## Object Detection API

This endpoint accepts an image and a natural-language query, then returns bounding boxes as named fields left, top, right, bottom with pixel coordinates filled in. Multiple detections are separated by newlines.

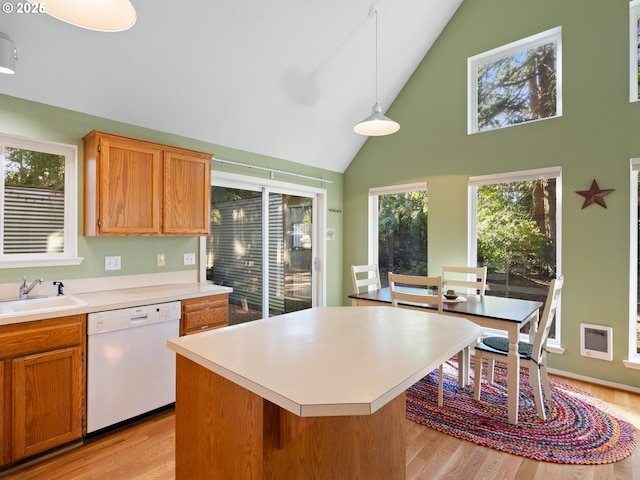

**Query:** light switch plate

left=105, top=255, right=121, bottom=271
left=184, top=252, right=196, bottom=265
left=156, top=254, right=165, bottom=267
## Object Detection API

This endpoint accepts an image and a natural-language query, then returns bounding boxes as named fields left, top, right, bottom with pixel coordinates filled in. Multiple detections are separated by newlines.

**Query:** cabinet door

left=0, top=361, right=4, bottom=465
left=99, top=136, right=162, bottom=235
left=163, top=150, right=211, bottom=235
left=12, top=346, right=84, bottom=460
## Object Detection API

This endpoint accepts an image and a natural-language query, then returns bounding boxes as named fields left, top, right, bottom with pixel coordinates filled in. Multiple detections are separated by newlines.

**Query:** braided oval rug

left=406, top=358, right=637, bottom=464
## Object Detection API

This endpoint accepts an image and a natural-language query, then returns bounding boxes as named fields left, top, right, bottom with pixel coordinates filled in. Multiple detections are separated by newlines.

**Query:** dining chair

left=441, top=265, right=488, bottom=386
left=473, top=276, right=564, bottom=421
left=441, top=265, right=488, bottom=296
left=351, top=264, right=381, bottom=294
left=388, top=272, right=446, bottom=406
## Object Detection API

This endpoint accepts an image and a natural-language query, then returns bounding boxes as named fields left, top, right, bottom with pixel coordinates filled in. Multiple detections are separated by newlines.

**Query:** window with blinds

left=0, top=134, right=80, bottom=267
left=3, top=185, right=64, bottom=254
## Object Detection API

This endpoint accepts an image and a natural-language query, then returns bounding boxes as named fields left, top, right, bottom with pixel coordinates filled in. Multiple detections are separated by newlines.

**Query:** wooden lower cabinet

left=181, top=294, right=229, bottom=335
left=0, top=315, right=85, bottom=468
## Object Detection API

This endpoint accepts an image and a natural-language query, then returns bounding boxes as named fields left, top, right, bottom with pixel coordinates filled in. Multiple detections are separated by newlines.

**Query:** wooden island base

left=175, top=356, right=407, bottom=480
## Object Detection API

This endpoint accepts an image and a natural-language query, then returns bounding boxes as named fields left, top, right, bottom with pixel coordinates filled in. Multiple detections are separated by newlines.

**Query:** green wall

left=0, top=94, right=344, bottom=306
left=345, top=0, right=640, bottom=388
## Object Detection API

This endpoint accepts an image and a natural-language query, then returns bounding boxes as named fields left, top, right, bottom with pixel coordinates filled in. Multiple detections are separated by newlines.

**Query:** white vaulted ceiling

left=0, top=0, right=462, bottom=173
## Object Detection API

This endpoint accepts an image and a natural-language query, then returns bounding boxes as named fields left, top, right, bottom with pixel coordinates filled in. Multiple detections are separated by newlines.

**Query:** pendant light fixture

left=29, top=0, right=137, bottom=32
left=0, top=32, right=17, bottom=74
left=353, top=3, right=399, bottom=136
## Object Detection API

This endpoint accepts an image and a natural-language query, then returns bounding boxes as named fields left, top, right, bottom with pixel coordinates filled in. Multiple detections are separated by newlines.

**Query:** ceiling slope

left=0, top=0, right=462, bottom=173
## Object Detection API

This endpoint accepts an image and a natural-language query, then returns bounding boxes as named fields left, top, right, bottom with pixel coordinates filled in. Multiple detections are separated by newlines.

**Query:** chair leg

left=530, top=366, right=546, bottom=421
left=487, top=359, right=495, bottom=384
left=540, top=366, right=552, bottom=401
left=438, top=364, right=444, bottom=406
left=539, top=352, right=552, bottom=401
left=458, top=347, right=470, bottom=387
left=473, top=354, right=482, bottom=401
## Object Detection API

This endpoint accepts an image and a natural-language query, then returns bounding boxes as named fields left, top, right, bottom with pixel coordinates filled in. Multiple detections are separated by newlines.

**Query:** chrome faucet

left=20, top=276, right=44, bottom=298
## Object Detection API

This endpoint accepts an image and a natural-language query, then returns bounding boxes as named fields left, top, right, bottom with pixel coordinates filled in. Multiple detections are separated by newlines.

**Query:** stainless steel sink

left=0, top=295, right=88, bottom=317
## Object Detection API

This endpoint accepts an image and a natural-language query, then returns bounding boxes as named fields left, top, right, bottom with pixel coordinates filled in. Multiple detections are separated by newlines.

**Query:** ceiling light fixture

left=0, top=32, right=17, bottom=74
left=30, top=0, right=137, bottom=32
left=353, top=3, right=399, bottom=136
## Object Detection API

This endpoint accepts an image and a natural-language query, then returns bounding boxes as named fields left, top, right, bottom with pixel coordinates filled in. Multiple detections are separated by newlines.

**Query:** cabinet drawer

left=183, top=309, right=228, bottom=334
left=181, top=294, right=229, bottom=335
left=0, top=316, right=85, bottom=359
left=182, top=295, right=228, bottom=313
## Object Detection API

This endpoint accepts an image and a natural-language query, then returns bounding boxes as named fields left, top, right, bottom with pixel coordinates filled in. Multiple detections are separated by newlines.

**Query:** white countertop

left=0, top=283, right=232, bottom=325
left=168, top=306, right=483, bottom=417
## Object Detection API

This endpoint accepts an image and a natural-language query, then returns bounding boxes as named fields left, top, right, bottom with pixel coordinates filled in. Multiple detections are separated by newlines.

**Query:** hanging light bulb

left=354, top=3, right=399, bottom=136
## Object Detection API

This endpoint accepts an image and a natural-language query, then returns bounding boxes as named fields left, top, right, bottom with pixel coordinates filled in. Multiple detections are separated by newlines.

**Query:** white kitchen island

left=167, top=306, right=483, bottom=480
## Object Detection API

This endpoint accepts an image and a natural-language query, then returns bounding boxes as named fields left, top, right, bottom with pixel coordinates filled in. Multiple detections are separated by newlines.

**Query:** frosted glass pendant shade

left=32, top=0, right=137, bottom=32
left=353, top=103, right=400, bottom=136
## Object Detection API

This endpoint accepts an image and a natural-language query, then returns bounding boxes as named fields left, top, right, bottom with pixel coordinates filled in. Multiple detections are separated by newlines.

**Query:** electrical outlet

left=105, top=255, right=121, bottom=271
left=184, top=252, right=196, bottom=265
left=156, top=253, right=165, bottom=267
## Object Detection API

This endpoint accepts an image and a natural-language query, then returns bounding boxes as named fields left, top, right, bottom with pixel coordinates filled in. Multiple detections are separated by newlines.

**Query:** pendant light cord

left=374, top=7, right=379, bottom=105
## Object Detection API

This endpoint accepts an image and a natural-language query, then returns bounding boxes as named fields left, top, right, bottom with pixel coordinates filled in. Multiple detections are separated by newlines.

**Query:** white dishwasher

left=87, top=301, right=180, bottom=434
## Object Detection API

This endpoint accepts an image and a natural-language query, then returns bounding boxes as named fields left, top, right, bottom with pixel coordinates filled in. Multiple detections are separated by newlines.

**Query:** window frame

left=467, top=26, right=563, bottom=134
left=627, top=159, right=640, bottom=368
left=0, top=133, right=83, bottom=268
left=368, top=181, right=429, bottom=278
left=630, top=0, right=640, bottom=102
left=468, top=166, right=563, bottom=350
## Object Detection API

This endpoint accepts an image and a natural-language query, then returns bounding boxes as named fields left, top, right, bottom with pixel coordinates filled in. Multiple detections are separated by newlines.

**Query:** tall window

left=369, top=183, right=428, bottom=288
left=0, top=133, right=80, bottom=268
left=468, top=27, right=562, bottom=134
left=630, top=0, right=640, bottom=102
left=469, top=167, right=561, bottom=342
left=629, top=160, right=640, bottom=363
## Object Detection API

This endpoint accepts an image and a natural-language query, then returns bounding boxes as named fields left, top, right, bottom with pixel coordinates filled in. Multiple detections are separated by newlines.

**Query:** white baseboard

left=547, top=367, right=640, bottom=395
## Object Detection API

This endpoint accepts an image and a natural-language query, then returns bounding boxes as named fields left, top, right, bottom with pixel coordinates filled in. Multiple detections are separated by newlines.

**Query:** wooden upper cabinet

left=163, top=149, right=211, bottom=235
left=84, top=130, right=211, bottom=236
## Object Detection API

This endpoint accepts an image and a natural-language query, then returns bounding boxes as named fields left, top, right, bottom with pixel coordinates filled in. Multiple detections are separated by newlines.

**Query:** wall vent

left=580, top=323, right=613, bottom=361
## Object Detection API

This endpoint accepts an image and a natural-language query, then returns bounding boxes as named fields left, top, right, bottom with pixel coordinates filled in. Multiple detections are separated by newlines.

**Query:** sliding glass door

left=268, top=192, right=314, bottom=316
left=206, top=181, right=318, bottom=324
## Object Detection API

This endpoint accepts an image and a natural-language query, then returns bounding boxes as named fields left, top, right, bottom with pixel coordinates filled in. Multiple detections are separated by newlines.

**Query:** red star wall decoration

left=576, top=179, right=615, bottom=209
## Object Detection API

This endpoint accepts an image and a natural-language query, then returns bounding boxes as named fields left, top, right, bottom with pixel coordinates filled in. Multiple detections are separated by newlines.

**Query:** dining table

left=349, top=287, right=543, bottom=424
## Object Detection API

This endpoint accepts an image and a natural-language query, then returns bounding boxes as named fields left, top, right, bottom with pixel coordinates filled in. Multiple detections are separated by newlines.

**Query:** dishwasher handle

left=130, top=314, right=149, bottom=324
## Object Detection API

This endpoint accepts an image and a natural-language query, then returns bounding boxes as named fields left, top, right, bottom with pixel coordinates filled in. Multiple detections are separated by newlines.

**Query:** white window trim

left=468, top=167, right=562, bottom=348
left=467, top=26, right=563, bottom=134
left=200, top=169, right=327, bottom=310
left=367, top=182, right=428, bottom=266
left=0, top=133, right=83, bottom=268
left=630, top=0, right=640, bottom=102
left=627, top=159, right=640, bottom=367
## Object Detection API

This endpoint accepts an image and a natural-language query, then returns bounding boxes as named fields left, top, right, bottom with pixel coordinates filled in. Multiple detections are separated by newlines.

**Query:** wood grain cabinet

left=0, top=315, right=85, bottom=467
left=83, top=130, right=211, bottom=236
left=181, top=294, right=229, bottom=335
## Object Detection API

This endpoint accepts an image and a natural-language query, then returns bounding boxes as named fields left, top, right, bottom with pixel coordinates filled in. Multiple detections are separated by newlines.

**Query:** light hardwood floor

left=2, top=376, right=639, bottom=480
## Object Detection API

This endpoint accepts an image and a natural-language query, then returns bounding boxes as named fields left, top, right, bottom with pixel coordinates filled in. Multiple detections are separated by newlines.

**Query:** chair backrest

left=351, top=264, right=381, bottom=294
left=441, top=265, right=487, bottom=296
left=531, top=276, right=564, bottom=362
left=388, top=273, right=443, bottom=313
